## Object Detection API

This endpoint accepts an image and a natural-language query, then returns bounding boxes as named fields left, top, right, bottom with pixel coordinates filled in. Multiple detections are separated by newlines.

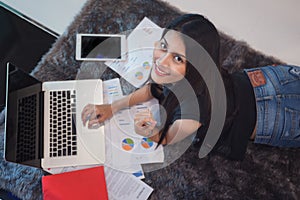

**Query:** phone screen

left=78, top=34, right=124, bottom=60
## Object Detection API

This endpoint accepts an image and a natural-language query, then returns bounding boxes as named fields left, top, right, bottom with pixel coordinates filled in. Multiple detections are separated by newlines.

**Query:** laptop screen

left=5, top=63, right=43, bottom=168
left=0, top=3, right=58, bottom=111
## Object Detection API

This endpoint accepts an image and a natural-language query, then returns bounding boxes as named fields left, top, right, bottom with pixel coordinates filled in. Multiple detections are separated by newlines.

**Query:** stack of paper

left=42, top=166, right=154, bottom=200
left=104, top=17, right=165, bottom=176
left=42, top=166, right=109, bottom=200
left=105, top=17, right=163, bottom=88
left=103, top=78, right=164, bottom=177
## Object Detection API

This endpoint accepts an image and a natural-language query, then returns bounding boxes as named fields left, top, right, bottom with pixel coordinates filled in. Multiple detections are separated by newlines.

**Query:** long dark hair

left=156, top=14, right=233, bottom=146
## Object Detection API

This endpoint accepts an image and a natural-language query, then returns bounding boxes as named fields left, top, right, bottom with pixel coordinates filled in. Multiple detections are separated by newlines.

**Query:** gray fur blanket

left=1, top=0, right=299, bottom=199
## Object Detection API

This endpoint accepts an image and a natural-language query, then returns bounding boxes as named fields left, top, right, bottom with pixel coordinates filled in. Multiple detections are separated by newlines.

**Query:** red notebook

left=42, top=166, right=108, bottom=200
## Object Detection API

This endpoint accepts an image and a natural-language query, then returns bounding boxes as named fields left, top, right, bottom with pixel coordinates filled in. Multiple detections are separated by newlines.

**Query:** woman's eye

left=160, top=42, right=167, bottom=50
left=174, top=55, right=183, bottom=63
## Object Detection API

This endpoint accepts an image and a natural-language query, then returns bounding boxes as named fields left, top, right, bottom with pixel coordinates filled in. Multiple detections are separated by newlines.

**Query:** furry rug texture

left=1, top=0, right=299, bottom=199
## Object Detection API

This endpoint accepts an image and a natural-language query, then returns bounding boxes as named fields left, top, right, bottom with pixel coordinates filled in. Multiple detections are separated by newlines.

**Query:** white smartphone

left=76, top=33, right=126, bottom=61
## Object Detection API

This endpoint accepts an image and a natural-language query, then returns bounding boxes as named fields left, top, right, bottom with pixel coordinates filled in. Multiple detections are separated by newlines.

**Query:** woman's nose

left=157, top=52, right=171, bottom=66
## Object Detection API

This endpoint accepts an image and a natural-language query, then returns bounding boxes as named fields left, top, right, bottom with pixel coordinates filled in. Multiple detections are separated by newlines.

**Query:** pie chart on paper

left=141, top=137, right=154, bottom=149
left=122, top=138, right=134, bottom=151
left=135, top=71, right=143, bottom=80
left=143, top=61, right=151, bottom=70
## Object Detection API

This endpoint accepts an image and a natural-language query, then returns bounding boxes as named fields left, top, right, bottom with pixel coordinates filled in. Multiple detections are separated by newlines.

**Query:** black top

left=150, top=70, right=256, bottom=160
left=213, top=71, right=257, bottom=160
left=150, top=82, right=210, bottom=125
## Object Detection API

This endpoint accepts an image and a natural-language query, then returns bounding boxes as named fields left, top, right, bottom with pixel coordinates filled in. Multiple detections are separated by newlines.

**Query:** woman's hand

left=81, top=104, right=113, bottom=128
left=134, top=110, right=157, bottom=137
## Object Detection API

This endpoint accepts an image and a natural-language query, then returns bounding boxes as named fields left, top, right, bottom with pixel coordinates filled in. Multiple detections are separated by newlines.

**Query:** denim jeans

left=244, top=65, right=300, bottom=147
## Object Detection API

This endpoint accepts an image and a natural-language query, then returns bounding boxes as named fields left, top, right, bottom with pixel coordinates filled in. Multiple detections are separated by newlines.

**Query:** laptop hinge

left=39, top=90, right=44, bottom=160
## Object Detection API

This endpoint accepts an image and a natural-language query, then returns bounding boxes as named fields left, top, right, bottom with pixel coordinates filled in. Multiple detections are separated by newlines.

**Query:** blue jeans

left=244, top=65, right=300, bottom=147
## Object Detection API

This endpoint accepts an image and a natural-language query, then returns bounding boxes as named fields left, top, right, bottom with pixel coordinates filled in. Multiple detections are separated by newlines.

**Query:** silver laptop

left=4, top=62, right=105, bottom=169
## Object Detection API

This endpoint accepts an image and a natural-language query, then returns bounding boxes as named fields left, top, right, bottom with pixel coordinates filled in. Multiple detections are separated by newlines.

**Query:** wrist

left=110, top=102, right=118, bottom=113
left=148, top=127, right=160, bottom=141
left=111, top=100, right=124, bottom=113
left=147, top=129, right=154, bottom=137
left=111, top=95, right=131, bottom=113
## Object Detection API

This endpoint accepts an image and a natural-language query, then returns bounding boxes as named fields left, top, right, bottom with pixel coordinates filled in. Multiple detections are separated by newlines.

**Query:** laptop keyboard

left=49, top=90, right=77, bottom=157
left=17, top=94, right=37, bottom=162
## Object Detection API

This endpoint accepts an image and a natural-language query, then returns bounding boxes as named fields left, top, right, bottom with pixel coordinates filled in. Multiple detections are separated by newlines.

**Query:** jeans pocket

left=281, top=107, right=300, bottom=141
left=272, top=65, right=300, bottom=85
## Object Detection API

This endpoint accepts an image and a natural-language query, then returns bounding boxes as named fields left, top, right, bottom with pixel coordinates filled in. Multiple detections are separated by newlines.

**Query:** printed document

left=103, top=78, right=164, bottom=173
left=105, top=17, right=163, bottom=87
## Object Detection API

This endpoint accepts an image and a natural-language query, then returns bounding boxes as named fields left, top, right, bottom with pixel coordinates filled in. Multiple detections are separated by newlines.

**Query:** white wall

left=1, top=0, right=86, bottom=34
left=2, top=0, right=300, bottom=65
left=164, top=0, right=300, bottom=66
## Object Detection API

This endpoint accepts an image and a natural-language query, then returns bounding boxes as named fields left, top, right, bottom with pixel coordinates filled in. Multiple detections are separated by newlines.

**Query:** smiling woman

left=81, top=13, right=300, bottom=162
left=1, top=0, right=300, bottom=199
left=151, top=31, right=187, bottom=84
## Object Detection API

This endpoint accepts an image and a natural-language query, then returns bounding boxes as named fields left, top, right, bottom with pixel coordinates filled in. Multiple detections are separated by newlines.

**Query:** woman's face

left=151, top=30, right=187, bottom=84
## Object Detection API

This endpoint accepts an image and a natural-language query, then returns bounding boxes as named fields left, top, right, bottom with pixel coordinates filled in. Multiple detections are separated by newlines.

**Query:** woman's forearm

left=149, top=120, right=201, bottom=145
left=111, top=84, right=153, bottom=112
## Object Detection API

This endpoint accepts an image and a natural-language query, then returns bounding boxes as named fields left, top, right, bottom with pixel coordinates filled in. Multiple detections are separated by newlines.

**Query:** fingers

left=81, top=104, right=112, bottom=128
left=135, top=109, right=154, bottom=125
left=81, top=104, right=94, bottom=126
left=134, top=117, right=156, bottom=128
left=87, top=113, right=108, bottom=128
left=134, top=109, right=157, bottom=137
left=87, top=118, right=103, bottom=129
left=81, top=104, right=155, bottom=135
left=134, top=119, right=157, bottom=137
left=135, top=108, right=153, bottom=119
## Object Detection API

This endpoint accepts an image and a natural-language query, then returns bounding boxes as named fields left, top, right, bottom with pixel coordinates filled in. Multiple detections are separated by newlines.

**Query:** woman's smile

left=153, top=62, right=170, bottom=76
left=150, top=30, right=187, bottom=84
